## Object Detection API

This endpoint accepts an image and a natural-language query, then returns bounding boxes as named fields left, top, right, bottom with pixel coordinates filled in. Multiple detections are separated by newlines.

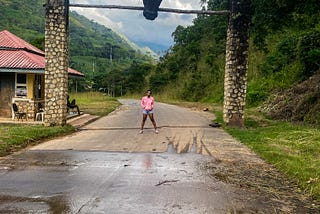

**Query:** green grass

left=69, top=92, right=120, bottom=116
left=0, top=92, right=120, bottom=157
left=213, top=108, right=320, bottom=201
left=0, top=124, right=75, bottom=156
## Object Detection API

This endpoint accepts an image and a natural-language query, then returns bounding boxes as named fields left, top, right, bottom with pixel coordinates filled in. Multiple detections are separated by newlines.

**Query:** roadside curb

left=67, top=114, right=100, bottom=129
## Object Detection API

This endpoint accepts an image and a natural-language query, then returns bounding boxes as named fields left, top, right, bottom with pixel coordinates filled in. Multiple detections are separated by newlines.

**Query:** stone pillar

left=44, top=0, right=69, bottom=126
left=223, top=0, right=250, bottom=127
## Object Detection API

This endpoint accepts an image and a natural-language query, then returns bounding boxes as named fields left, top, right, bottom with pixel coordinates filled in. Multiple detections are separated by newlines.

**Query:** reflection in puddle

left=144, top=154, right=152, bottom=169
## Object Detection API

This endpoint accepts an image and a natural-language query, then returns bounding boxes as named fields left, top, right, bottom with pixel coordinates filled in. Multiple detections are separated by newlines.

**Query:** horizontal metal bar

left=69, top=4, right=230, bottom=15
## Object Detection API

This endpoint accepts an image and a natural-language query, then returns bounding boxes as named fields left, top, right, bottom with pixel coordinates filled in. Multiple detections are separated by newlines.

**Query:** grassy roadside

left=213, top=107, right=320, bottom=202
left=167, top=100, right=319, bottom=202
left=0, top=125, right=75, bottom=157
left=0, top=92, right=120, bottom=157
left=69, top=92, right=120, bottom=116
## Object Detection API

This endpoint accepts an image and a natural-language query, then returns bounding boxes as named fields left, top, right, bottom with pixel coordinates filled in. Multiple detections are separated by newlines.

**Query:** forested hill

left=0, top=0, right=155, bottom=94
left=150, top=0, right=320, bottom=126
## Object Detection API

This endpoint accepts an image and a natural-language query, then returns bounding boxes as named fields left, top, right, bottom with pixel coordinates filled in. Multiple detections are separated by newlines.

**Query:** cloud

left=70, top=0, right=201, bottom=51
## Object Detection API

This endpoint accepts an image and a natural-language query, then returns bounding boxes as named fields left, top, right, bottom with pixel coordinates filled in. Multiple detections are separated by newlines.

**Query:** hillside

left=0, top=0, right=155, bottom=94
left=260, top=72, right=320, bottom=126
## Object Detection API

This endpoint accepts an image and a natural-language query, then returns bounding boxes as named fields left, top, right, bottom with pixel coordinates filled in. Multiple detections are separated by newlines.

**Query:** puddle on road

left=0, top=195, right=70, bottom=213
left=166, top=143, right=176, bottom=154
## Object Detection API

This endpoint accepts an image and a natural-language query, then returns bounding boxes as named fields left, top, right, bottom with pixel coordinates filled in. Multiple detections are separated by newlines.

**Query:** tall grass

left=213, top=108, right=320, bottom=202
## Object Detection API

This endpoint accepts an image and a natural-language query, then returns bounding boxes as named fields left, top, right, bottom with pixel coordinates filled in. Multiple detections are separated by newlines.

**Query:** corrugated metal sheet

left=0, top=50, right=45, bottom=69
left=0, top=30, right=44, bottom=54
left=0, top=30, right=84, bottom=77
left=68, top=67, right=85, bottom=77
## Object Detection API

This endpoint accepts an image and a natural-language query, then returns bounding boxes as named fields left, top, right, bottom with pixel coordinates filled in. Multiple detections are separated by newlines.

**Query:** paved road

left=0, top=100, right=316, bottom=213
left=30, top=99, right=219, bottom=154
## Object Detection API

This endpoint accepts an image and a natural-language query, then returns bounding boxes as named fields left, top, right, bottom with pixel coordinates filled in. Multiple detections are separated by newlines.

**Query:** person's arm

left=150, top=97, right=154, bottom=110
left=141, top=97, right=146, bottom=109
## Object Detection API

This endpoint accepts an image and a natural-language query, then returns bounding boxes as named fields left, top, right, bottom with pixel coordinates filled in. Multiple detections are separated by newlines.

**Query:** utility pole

left=110, top=45, right=113, bottom=63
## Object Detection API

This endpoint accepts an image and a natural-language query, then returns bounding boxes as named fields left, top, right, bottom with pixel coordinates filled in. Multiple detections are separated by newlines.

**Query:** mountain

left=0, top=0, right=157, bottom=93
left=134, top=41, right=169, bottom=56
left=0, top=0, right=155, bottom=70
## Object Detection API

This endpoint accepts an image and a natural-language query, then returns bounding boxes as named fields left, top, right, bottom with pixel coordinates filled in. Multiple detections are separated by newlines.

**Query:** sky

left=69, top=0, right=203, bottom=53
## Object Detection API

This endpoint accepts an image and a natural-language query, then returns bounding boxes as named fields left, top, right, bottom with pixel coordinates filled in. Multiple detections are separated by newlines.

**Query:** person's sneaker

left=155, top=129, right=159, bottom=134
left=139, top=130, right=143, bottom=134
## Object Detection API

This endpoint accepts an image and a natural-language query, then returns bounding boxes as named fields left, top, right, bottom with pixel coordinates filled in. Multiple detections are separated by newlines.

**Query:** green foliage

left=153, top=0, right=228, bottom=102
left=297, top=30, right=320, bottom=76
left=124, top=62, right=154, bottom=94
left=154, top=0, right=320, bottom=119
left=247, top=0, right=320, bottom=106
left=0, top=0, right=45, bottom=42
left=149, top=72, right=169, bottom=93
left=262, top=36, right=298, bottom=76
left=251, top=0, right=320, bottom=48
left=246, top=89, right=269, bottom=107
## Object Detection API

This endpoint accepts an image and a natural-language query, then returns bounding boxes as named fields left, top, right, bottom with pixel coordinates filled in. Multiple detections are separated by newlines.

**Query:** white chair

left=35, top=111, right=44, bottom=122
left=35, top=102, right=44, bottom=122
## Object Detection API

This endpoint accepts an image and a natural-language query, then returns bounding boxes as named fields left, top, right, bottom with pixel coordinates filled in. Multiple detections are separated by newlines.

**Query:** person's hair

left=146, top=89, right=152, bottom=94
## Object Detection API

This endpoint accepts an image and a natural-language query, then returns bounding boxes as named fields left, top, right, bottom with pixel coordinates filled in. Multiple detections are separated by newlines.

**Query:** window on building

left=15, top=73, right=27, bottom=97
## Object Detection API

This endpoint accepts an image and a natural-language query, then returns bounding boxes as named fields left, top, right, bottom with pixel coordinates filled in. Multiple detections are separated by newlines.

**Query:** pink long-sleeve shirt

left=141, top=96, right=154, bottom=110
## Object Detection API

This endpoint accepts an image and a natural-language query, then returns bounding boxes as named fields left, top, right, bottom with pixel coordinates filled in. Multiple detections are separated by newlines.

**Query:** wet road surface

left=0, top=150, right=236, bottom=213
left=0, top=100, right=317, bottom=213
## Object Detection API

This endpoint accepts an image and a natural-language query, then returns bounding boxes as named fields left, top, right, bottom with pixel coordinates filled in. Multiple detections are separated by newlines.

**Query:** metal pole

left=69, top=4, right=230, bottom=16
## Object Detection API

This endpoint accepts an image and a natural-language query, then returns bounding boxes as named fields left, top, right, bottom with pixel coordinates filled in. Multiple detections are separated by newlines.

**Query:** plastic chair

left=35, top=103, right=44, bottom=122
left=12, top=103, right=27, bottom=121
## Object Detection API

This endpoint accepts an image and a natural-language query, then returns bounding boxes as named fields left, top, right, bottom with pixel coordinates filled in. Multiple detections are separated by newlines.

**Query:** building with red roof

left=0, top=30, right=84, bottom=119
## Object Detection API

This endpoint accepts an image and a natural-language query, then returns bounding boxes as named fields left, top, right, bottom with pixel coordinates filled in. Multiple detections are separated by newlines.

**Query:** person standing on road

left=140, top=89, right=158, bottom=134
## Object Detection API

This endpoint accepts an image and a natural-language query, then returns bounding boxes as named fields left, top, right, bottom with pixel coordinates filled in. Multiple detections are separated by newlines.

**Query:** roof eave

left=0, top=68, right=44, bottom=74
left=0, top=68, right=85, bottom=78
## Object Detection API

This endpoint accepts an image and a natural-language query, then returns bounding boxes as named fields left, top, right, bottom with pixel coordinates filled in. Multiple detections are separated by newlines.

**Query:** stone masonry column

left=223, top=0, right=251, bottom=127
left=44, top=0, right=69, bottom=126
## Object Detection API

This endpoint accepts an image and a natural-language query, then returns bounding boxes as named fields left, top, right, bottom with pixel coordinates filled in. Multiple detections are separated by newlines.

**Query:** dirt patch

left=260, top=72, right=320, bottom=126
left=0, top=194, right=70, bottom=213
left=201, top=157, right=319, bottom=213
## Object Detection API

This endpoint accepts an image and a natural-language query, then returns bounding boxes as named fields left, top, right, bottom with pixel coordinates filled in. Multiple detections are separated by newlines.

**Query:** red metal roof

left=0, top=49, right=45, bottom=69
left=0, top=30, right=44, bottom=54
left=67, top=67, right=86, bottom=77
left=0, top=30, right=84, bottom=77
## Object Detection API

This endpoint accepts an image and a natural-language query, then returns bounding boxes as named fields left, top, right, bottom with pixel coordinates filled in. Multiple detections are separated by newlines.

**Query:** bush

left=298, top=30, right=320, bottom=77
left=247, top=89, right=269, bottom=106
